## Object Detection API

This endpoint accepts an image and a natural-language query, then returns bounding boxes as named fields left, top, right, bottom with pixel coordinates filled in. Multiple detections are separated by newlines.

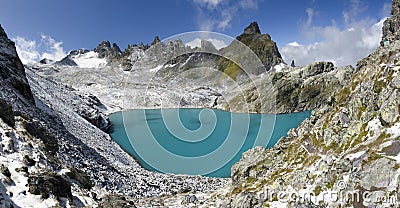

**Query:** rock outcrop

left=235, top=21, right=284, bottom=70
left=382, top=0, right=400, bottom=44
left=0, top=24, right=228, bottom=207
left=224, top=61, right=355, bottom=113
left=0, top=24, right=34, bottom=103
left=220, top=1, right=400, bottom=207
left=94, top=40, right=122, bottom=60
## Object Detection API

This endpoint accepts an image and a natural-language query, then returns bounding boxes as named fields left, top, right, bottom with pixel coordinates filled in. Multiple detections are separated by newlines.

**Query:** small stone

left=0, top=164, right=11, bottom=178
left=23, top=155, right=36, bottom=166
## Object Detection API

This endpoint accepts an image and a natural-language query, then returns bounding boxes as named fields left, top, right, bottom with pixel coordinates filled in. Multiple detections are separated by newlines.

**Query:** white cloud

left=185, top=38, right=227, bottom=50
left=193, top=0, right=261, bottom=31
left=193, top=0, right=224, bottom=9
left=239, top=0, right=261, bottom=10
left=281, top=18, right=386, bottom=67
left=287, top=41, right=301, bottom=47
left=342, top=0, right=368, bottom=24
left=12, top=36, right=40, bottom=64
left=40, top=35, right=67, bottom=61
left=281, top=2, right=391, bottom=67
left=217, top=9, right=234, bottom=30
left=12, top=35, right=66, bottom=64
left=306, top=8, right=315, bottom=26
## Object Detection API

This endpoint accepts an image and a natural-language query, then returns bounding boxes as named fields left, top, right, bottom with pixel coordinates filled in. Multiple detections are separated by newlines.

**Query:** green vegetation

left=358, top=105, right=367, bottom=119
left=337, top=86, right=351, bottom=104
left=313, top=185, right=322, bottom=196
left=374, top=79, right=387, bottom=94
left=222, top=60, right=242, bottom=80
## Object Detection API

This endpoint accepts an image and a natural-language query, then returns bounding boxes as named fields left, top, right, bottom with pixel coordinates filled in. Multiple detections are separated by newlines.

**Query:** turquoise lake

left=109, top=108, right=311, bottom=177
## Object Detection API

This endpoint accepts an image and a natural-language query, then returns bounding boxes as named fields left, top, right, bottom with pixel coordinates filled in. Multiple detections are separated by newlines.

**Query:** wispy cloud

left=281, top=2, right=389, bottom=67
left=306, top=8, right=315, bottom=27
left=193, top=0, right=262, bottom=31
left=342, top=0, right=368, bottom=24
left=40, top=35, right=67, bottom=61
left=239, top=0, right=260, bottom=10
left=12, top=35, right=67, bottom=64
left=12, top=37, right=40, bottom=64
left=381, top=1, right=392, bottom=17
left=193, top=0, right=224, bottom=9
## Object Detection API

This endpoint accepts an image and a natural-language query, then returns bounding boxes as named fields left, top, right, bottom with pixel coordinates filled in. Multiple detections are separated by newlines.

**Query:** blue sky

left=0, top=0, right=392, bottom=66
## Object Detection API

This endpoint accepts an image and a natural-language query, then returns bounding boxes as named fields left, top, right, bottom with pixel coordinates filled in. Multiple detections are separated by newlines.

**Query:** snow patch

left=71, top=51, right=107, bottom=68
left=367, top=118, right=382, bottom=132
left=149, top=65, right=163, bottom=72
left=273, top=63, right=287, bottom=72
left=345, top=150, right=366, bottom=160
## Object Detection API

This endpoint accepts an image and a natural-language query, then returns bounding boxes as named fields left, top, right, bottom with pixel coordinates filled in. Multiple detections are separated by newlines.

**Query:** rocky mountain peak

left=243, top=21, right=261, bottom=35
left=112, top=43, right=121, bottom=54
left=382, top=0, right=400, bottom=43
left=151, top=36, right=161, bottom=46
left=0, top=24, right=34, bottom=103
left=392, top=0, right=400, bottom=15
left=94, top=40, right=122, bottom=59
left=200, top=39, right=218, bottom=52
left=0, top=25, right=6, bottom=37
left=234, top=21, right=284, bottom=70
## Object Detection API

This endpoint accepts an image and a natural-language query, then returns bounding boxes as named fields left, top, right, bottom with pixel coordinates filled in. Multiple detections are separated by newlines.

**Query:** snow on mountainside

left=0, top=24, right=228, bottom=207
left=70, top=50, right=107, bottom=68
left=54, top=49, right=107, bottom=68
left=1, top=0, right=398, bottom=205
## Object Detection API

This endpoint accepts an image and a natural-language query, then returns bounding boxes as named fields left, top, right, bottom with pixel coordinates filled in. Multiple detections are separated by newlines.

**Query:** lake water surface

left=109, top=108, right=311, bottom=177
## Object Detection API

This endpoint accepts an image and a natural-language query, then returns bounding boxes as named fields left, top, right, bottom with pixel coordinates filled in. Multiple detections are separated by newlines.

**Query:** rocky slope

left=1, top=2, right=398, bottom=207
left=125, top=1, right=399, bottom=207
left=0, top=24, right=228, bottom=207
left=211, top=1, right=400, bottom=207
left=224, top=62, right=356, bottom=113
left=220, top=21, right=283, bottom=75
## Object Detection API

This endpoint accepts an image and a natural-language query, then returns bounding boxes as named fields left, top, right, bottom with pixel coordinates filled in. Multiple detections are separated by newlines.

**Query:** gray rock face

left=382, top=0, right=400, bottom=43
left=243, top=21, right=261, bottom=35
left=27, top=69, right=112, bottom=131
left=392, top=0, right=400, bottom=15
left=151, top=36, right=161, bottom=46
left=0, top=24, right=35, bottom=103
left=221, top=3, right=400, bottom=207
left=233, top=21, right=284, bottom=71
left=0, top=99, right=14, bottom=127
left=98, top=195, right=136, bottom=208
left=28, top=172, right=72, bottom=199
left=226, top=62, right=355, bottom=113
left=57, top=55, right=77, bottom=66
left=302, top=61, right=334, bottom=77
left=39, top=58, right=54, bottom=64
left=94, top=40, right=122, bottom=60
left=0, top=24, right=228, bottom=207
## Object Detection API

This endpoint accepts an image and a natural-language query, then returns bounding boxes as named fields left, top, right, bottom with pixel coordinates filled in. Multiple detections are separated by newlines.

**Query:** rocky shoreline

left=0, top=1, right=398, bottom=207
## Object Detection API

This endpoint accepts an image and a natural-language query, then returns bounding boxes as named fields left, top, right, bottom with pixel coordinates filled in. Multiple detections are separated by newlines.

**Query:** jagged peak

left=392, top=0, right=400, bottom=15
left=382, top=0, right=400, bottom=43
left=0, top=24, right=7, bottom=38
left=243, top=21, right=261, bottom=35
left=111, top=43, right=122, bottom=54
left=151, top=36, right=161, bottom=46
left=95, top=41, right=111, bottom=51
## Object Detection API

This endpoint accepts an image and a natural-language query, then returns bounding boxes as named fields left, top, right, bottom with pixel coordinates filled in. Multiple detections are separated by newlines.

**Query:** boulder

left=28, top=172, right=72, bottom=199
